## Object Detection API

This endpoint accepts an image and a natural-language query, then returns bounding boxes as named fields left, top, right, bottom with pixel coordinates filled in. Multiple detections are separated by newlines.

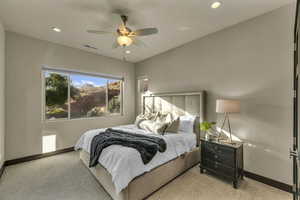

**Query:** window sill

left=43, top=113, right=123, bottom=123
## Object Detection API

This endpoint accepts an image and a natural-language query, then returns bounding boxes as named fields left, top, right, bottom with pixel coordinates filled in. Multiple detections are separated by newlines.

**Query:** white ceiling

left=0, top=0, right=295, bottom=63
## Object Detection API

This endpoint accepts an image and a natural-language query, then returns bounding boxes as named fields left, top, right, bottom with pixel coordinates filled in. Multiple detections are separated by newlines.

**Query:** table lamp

left=216, top=99, right=240, bottom=143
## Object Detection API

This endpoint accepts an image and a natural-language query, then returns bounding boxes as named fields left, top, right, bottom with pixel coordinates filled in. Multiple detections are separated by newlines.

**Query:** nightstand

left=200, top=138, right=244, bottom=188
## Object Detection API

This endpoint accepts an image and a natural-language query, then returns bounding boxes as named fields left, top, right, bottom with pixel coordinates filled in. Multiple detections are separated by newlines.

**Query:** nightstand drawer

left=204, top=149, right=235, bottom=167
left=203, top=143, right=234, bottom=165
left=203, top=159, right=235, bottom=177
left=204, top=142, right=234, bottom=156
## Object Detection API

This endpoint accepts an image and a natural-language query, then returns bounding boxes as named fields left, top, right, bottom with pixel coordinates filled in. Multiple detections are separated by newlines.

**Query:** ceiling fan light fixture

left=117, top=36, right=133, bottom=47
left=52, top=27, right=61, bottom=32
left=211, top=1, right=222, bottom=9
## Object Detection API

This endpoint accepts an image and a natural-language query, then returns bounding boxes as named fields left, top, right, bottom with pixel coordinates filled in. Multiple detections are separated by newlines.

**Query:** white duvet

left=74, top=124, right=196, bottom=193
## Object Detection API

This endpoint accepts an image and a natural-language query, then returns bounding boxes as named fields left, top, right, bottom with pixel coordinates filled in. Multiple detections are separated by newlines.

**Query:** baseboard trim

left=4, top=147, right=75, bottom=166
left=244, top=171, right=292, bottom=193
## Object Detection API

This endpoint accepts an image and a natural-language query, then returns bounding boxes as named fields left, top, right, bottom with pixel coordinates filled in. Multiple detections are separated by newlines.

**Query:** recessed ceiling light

left=211, top=1, right=222, bottom=9
left=125, top=50, right=131, bottom=54
left=52, top=27, right=61, bottom=32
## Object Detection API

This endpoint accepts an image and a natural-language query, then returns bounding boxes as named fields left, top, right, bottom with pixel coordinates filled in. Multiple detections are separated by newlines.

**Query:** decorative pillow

left=135, top=114, right=145, bottom=128
left=135, top=112, right=160, bottom=128
left=178, top=115, right=196, bottom=133
left=144, top=112, right=159, bottom=120
left=150, top=112, right=160, bottom=121
left=164, top=117, right=180, bottom=134
left=156, top=112, right=173, bottom=123
left=139, top=120, right=168, bottom=134
left=135, top=116, right=146, bottom=129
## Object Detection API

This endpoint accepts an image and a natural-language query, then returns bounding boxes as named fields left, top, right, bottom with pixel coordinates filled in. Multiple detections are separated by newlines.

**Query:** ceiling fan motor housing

left=117, top=26, right=132, bottom=36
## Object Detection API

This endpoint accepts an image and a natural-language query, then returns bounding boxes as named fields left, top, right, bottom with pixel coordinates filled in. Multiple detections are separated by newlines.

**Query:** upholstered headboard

left=142, top=91, right=206, bottom=143
left=143, top=91, right=206, bottom=120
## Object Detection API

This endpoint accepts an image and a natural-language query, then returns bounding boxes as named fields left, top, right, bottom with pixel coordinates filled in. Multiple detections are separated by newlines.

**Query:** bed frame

left=79, top=91, right=206, bottom=200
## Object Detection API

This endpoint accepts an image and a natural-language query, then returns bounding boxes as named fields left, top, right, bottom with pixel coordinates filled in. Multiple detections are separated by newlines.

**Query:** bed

left=75, top=91, right=206, bottom=200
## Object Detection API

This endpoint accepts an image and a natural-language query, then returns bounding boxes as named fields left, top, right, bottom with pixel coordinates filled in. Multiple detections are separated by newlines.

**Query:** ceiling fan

left=87, top=15, right=158, bottom=48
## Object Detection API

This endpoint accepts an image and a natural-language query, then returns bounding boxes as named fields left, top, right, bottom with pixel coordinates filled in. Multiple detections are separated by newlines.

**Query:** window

left=43, top=68, right=123, bottom=121
left=45, top=72, right=69, bottom=120
left=108, top=79, right=121, bottom=114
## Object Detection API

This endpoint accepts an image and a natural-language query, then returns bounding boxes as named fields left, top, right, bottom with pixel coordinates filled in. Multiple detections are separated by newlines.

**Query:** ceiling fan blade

left=133, top=28, right=158, bottom=36
left=132, top=38, right=147, bottom=47
left=112, top=41, right=120, bottom=49
left=87, top=30, right=112, bottom=34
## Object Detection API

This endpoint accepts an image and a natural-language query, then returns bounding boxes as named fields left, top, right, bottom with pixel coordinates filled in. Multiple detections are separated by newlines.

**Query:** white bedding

left=74, top=124, right=196, bottom=193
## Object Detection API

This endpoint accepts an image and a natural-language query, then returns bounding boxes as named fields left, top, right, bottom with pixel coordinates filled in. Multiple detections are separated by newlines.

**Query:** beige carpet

left=147, top=167, right=291, bottom=200
left=0, top=152, right=291, bottom=200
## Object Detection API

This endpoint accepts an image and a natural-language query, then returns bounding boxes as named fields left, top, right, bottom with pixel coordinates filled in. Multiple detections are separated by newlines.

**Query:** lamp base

left=218, top=113, right=235, bottom=144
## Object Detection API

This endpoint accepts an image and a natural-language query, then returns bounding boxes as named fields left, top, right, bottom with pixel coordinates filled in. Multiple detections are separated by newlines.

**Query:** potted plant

left=200, top=121, right=217, bottom=141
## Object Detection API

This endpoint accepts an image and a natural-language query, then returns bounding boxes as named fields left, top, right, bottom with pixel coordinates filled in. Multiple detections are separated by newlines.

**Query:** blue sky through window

left=45, top=71, right=119, bottom=88
left=71, top=74, right=107, bottom=88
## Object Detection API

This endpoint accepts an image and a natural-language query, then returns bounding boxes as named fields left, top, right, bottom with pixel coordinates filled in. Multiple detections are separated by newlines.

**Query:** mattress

left=74, top=124, right=197, bottom=193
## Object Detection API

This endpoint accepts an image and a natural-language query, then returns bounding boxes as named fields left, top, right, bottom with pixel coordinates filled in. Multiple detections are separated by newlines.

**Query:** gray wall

left=136, top=4, right=294, bottom=184
left=0, top=20, right=5, bottom=168
left=5, top=32, right=136, bottom=160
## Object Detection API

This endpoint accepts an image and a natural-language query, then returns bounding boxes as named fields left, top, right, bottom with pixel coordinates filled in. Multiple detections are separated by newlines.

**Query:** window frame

left=41, top=66, right=124, bottom=122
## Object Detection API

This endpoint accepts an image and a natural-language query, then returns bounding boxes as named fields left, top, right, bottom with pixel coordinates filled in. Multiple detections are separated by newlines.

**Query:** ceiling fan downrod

left=121, top=15, right=128, bottom=26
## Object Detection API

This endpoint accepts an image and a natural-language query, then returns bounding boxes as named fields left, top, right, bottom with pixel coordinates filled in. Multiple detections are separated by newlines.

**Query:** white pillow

left=178, top=115, right=196, bottom=133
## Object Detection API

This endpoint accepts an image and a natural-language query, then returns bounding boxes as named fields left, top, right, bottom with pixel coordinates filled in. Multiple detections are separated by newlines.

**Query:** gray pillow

left=164, top=118, right=180, bottom=134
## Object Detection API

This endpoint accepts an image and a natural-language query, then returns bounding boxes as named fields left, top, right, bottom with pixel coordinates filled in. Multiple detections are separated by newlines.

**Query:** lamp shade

left=216, top=99, right=240, bottom=113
